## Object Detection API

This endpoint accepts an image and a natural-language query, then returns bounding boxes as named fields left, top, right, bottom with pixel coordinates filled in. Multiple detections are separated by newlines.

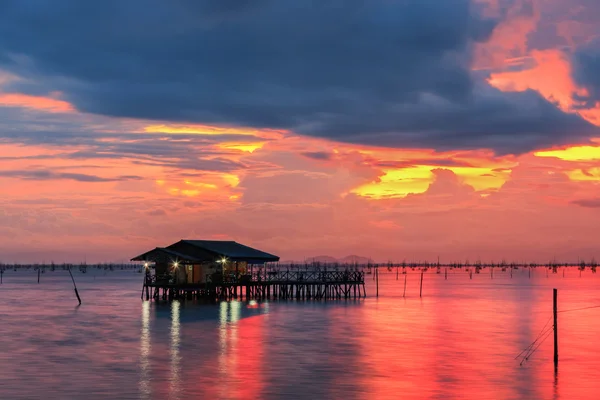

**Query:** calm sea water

left=1, top=267, right=600, bottom=399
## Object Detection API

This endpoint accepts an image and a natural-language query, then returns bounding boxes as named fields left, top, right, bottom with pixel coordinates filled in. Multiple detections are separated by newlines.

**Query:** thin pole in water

left=419, top=271, right=424, bottom=298
left=376, top=267, right=379, bottom=297
left=445, top=268, right=447, bottom=280
left=38, top=268, right=41, bottom=284
left=68, top=267, right=82, bottom=305
left=553, top=288, right=558, bottom=367
left=403, top=273, right=407, bottom=297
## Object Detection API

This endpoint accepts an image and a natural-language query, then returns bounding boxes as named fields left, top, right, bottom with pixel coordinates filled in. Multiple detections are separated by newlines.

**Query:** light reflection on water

left=169, top=301, right=180, bottom=400
left=1, top=269, right=600, bottom=399
left=139, top=301, right=151, bottom=399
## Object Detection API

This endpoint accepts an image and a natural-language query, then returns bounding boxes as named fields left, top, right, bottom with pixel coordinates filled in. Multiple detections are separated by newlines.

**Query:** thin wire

left=515, top=325, right=553, bottom=361
left=515, top=316, right=553, bottom=360
left=521, top=328, right=553, bottom=365
left=558, top=305, right=600, bottom=313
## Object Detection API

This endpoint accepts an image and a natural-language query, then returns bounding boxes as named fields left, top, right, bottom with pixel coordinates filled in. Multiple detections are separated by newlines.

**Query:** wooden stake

left=553, top=288, right=558, bottom=366
left=419, top=271, right=424, bottom=298
left=376, top=267, right=379, bottom=297
left=445, top=268, right=447, bottom=280
left=403, top=273, right=407, bottom=298
left=68, top=267, right=82, bottom=305
left=38, top=268, right=41, bottom=283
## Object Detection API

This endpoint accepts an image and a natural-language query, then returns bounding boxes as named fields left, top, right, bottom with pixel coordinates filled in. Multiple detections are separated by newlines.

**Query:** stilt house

left=131, top=239, right=279, bottom=285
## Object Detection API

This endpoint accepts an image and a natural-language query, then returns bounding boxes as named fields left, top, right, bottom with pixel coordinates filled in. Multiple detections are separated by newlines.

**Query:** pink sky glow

left=1, top=0, right=600, bottom=263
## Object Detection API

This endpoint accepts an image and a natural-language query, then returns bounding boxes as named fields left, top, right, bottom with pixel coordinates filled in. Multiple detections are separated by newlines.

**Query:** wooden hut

left=131, top=239, right=280, bottom=285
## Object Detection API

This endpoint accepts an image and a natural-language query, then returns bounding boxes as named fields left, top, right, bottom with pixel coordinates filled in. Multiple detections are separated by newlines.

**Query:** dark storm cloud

left=572, top=40, right=600, bottom=109
left=0, top=0, right=597, bottom=154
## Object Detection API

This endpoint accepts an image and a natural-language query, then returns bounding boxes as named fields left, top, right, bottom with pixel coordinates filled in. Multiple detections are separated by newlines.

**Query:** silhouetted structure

left=132, top=239, right=366, bottom=301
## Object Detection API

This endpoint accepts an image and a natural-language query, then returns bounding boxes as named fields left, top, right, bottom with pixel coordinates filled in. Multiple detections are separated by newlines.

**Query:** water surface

left=1, top=267, right=599, bottom=399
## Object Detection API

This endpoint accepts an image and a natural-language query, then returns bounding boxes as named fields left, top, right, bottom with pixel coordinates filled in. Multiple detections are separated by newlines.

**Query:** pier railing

left=144, top=270, right=365, bottom=286
left=232, top=270, right=364, bottom=284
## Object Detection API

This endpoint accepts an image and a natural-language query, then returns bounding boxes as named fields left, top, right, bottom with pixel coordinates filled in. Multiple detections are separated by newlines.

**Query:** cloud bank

left=0, top=0, right=597, bottom=154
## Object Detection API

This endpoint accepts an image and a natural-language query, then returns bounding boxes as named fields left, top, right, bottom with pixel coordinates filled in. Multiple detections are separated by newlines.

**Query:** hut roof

left=130, top=247, right=203, bottom=263
left=131, top=239, right=279, bottom=263
left=180, top=240, right=279, bottom=261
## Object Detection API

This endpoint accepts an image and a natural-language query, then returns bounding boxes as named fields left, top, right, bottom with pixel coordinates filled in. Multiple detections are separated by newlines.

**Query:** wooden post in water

left=38, top=268, right=41, bottom=283
left=396, top=266, right=399, bottom=280
left=419, top=271, right=424, bottom=298
left=376, top=267, right=379, bottom=297
left=68, top=267, right=82, bottom=305
left=403, top=273, right=407, bottom=297
left=445, top=268, right=447, bottom=280
left=553, top=288, right=558, bottom=367
left=0, top=269, right=3, bottom=284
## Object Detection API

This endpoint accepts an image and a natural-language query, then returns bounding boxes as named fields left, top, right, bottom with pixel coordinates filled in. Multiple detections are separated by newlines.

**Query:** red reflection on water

left=3, top=269, right=600, bottom=399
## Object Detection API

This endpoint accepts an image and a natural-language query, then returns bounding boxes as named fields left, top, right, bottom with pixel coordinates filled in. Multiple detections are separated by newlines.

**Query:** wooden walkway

left=142, top=270, right=366, bottom=302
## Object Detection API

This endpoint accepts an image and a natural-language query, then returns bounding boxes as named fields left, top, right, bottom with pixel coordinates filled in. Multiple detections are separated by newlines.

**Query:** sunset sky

left=1, top=0, right=600, bottom=263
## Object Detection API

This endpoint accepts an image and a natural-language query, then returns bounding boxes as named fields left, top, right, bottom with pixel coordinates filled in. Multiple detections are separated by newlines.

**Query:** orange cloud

left=143, top=124, right=284, bottom=139
left=535, top=145, right=600, bottom=161
left=156, top=173, right=241, bottom=201
left=488, top=50, right=581, bottom=109
left=217, top=142, right=266, bottom=153
left=566, top=167, right=600, bottom=182
left=474, top=0, right=541, bottom=69
left=0, top=93, right=73, bottom=113
left=352, top=165, right=513, bottom=199
left=488, top=49, right=600, bottom=126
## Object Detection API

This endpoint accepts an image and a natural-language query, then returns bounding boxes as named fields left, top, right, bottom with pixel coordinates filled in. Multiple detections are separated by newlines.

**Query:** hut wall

left=174, top=265, right=187, bottom=284
left=155, top=262, right=169, bottom=277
